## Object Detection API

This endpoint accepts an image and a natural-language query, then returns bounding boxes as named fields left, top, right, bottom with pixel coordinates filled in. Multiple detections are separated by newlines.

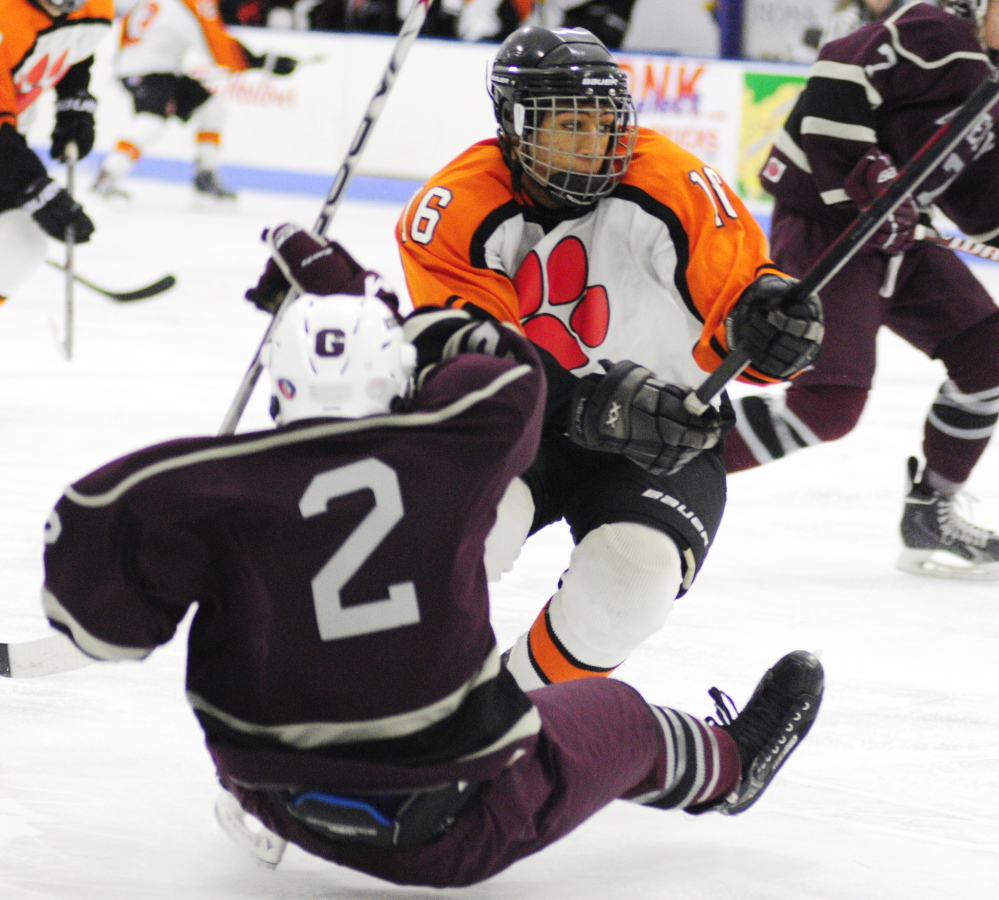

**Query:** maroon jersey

left=760, top=3, right=999, bottom=242
left=42, top=338, right=545, bottom=791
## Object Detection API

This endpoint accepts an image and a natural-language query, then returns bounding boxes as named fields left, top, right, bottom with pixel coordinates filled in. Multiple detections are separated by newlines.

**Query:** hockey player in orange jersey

left=0, top=0, right=112, bottom=302
left=92, top=0, right=297, bottom=200
left=395, top=26, right=825, bottom=691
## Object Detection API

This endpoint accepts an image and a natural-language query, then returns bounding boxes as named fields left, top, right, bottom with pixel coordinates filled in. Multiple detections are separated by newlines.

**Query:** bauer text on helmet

left=490, top=26, right=637, bottom=208
left=266, top=290, right=417, bottom=425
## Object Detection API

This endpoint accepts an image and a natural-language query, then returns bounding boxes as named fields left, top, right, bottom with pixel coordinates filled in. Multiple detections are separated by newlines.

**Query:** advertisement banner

left=618, top=53, right=743, bottom=185
left=738, top=68, right=807, bottom=202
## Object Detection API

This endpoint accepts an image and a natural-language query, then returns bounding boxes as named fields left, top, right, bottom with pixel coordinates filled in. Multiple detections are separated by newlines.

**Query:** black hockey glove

left=20, top=176, right=94, bottom=243
left=725, top=274, right=823, bottom=380
left=50, top=90, right=97, bottom=161
left=402, top=307, right=518, bottom=387
left=246, top=222, right=397, bottom=313
left=245, top=51, right=298, bottom=76
left=569, top=360, right=727, bottom=477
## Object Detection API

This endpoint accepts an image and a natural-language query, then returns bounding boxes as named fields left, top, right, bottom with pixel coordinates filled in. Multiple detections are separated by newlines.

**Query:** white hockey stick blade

left=0, top=633, right=95, bottom=678
left=897, top=548, right=999, bottom=581
left=215, top=790, right=287, bottom=869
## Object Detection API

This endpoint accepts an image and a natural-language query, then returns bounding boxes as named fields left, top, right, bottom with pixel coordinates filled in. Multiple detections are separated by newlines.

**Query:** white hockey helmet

left=265, top=284, right=416, bottom=425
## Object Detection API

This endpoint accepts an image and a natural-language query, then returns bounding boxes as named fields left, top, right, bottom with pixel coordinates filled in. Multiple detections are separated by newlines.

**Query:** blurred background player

left=737, top=0, right=999, bottom=580
left=42, top=224, right=824, bottom=886
left=815, top=0, right=908, bottom=47
left=0, top=0, right=110, bottom=302
left=92, top=0, right=298, bottom=201
left=378, top=26, right=823, bottom=692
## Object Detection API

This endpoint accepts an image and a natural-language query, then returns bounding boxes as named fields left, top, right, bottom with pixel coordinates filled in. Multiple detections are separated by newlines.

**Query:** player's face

left=531, top=104, right=617, bottom=179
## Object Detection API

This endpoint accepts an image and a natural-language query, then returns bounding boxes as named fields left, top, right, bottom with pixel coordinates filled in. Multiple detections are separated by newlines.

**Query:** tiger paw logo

left=15, top=50, right=70, bottom=112
left=514, top=236, right=609, bottom=370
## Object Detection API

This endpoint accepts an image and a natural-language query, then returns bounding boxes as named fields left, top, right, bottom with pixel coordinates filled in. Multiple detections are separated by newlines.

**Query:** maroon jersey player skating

left=40, top=228, right=824, bottom=887
left=733, top=0, right=999, bottom=579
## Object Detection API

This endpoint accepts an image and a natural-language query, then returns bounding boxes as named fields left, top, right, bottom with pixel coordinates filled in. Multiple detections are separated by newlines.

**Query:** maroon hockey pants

left=726, top=205, right=999, bottom=484
left=233, top=678, right=720, bottom=888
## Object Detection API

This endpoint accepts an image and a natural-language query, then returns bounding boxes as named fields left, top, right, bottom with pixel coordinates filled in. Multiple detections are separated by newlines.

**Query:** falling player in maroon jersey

left=40, top=224, right=823, bottom=887
left=736, top=0, right=999, bottom=580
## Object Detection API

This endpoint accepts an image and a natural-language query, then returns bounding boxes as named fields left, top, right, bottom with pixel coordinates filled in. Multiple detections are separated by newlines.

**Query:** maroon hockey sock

left=924, top=312, right=999, bottom=486
left=635, top=709, right=741, bottom=809
left=724, top=384, right=867, bottom=473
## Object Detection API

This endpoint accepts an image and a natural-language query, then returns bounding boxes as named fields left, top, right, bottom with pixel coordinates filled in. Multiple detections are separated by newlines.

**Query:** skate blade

left=896, top=548, right=999, bottom=581
left=214, top=791, right=286, bottom=869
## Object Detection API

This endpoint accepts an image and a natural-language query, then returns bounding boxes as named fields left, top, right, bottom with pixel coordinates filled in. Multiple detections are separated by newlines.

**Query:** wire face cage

left=513, top=94, right=638, bottom=206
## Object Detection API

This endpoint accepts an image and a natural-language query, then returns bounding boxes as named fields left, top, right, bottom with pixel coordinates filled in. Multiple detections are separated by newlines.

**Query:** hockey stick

left=913, top=223, right=999, bottom=261
left=44, top=259, right=177, bottom=302
left=685, top=66, right=999, bottom=415
left=55, top=141, right=78, bottom=360
left=0, top=632, right=93, bottom=678
left=217, top=0, right=436, bottom=436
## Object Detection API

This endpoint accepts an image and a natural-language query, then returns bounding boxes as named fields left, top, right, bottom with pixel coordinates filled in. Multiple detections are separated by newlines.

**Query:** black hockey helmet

left=489, top=26, right=637, bottom=207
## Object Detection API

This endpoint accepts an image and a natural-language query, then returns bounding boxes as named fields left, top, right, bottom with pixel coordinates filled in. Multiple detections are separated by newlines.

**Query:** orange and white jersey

left=0, top=0, right=113, bottom=127
left=115, top=0, right=249, bottom=79
left=398, top=127, right=787, bottom=390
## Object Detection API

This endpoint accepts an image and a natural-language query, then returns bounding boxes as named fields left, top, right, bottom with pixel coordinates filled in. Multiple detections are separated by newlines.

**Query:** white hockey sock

left=0, top=209, right=47, bottom=297
left=103, top=112, right=168, bottom=178
left=484, top=477, right=534, bottom=582
left=504, top=523, right=682, bottom=690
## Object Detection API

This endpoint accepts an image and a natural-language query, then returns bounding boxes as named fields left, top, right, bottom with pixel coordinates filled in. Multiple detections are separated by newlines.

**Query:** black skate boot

left=687, top=650, right=824, bottom=816
left=898, top=457, right=999, bottom=581
left=194, top=170, right=237, bottom=200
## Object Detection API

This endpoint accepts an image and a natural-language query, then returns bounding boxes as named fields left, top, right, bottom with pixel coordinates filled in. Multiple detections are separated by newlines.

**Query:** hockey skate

left=897, top=457, right=999, bottom=581
left=214, top=789, right=286, bottom=869
left=194, top=170, right=237, bottom=201
left=688, top=650, right=824, bottom=816
left=91, top=170, right=130, bottom=201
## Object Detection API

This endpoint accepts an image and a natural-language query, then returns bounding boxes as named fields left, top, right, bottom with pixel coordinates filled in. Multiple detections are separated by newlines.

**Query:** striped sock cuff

left=526, top=602, right=616, bottom=684
left=632, top=707, right=739, bottom=810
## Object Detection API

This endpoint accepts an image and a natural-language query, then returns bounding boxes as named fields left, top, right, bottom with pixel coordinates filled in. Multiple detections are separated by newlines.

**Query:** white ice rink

left=1, top=177, right=997, bottom=899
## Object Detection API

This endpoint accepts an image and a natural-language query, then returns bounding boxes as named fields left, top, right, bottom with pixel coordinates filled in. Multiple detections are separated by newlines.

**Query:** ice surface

left=1, top=178, right=996, bottom=899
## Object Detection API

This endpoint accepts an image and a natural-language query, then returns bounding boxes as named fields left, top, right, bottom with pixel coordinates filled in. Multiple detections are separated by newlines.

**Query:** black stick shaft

left=218, top=0, right=435, bottom=437
left=686, top=67, right=999, bottom=415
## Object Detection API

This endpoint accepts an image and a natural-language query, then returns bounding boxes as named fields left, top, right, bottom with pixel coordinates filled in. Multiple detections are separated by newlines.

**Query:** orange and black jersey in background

left=398, top=126, right=789, bottom=389
left=0, top=0, right=112, bottom=128
left=0, top=0, right=111, bottom=209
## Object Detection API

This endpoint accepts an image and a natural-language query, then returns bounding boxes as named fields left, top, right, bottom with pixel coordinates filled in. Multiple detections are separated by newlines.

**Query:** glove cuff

left=21, top=177, right=60, bottom=214
left=54, top=93, right=97, bottom=115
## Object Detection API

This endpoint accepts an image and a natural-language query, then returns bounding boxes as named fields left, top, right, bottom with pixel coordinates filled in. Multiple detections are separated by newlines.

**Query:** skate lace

left=705, top=687, right=738, bottom=727
left=706, top=685, right=781, bottom=752
left=938, top=492, right=991, bottom=549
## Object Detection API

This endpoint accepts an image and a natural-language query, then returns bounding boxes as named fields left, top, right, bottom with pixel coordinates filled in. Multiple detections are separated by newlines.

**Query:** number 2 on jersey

left=299, top=458, right=420, bottom=641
